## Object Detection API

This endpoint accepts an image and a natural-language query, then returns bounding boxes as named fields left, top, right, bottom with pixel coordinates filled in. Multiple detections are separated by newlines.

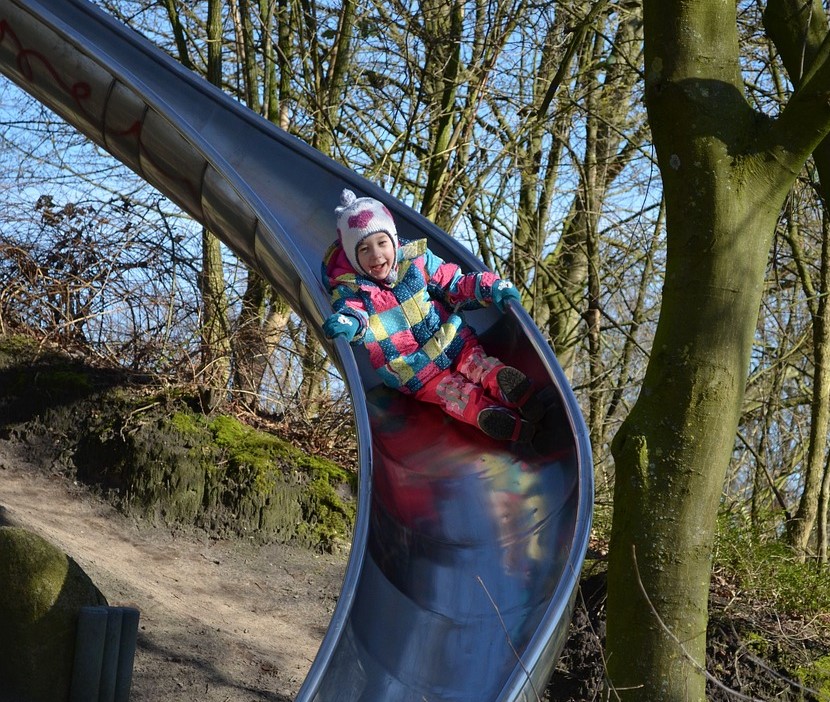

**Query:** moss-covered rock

left=69, top=406, right=356, bottom=550
left=74, top=406, right=212, bottom=526
left=0, top=527, right=107, bottom=702
left=192, top=412, right=355, bottom=550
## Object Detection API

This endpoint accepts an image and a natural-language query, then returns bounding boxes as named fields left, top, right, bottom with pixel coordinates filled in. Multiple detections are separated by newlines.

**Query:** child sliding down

left=322, top=188, right=547, bottom=449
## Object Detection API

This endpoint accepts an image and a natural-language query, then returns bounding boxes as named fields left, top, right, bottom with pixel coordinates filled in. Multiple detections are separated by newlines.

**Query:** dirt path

left=0, top=442, right=347, bottom=701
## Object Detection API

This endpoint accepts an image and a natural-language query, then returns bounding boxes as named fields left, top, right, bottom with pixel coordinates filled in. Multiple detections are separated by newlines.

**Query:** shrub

left=714, top=514, right=830, bottom=617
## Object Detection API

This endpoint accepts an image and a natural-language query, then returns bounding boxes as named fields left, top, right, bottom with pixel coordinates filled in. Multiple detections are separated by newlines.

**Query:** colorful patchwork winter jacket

left=322, top=237, right=501, bottom=394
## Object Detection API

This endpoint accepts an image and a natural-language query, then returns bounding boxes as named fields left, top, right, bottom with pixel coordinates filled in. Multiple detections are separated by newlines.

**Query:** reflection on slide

left=0, top=1, right=593, bottom=699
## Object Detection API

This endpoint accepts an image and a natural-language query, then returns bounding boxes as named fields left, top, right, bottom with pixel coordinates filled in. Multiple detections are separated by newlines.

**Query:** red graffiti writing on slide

left=0, top=19, right=92, bottom=115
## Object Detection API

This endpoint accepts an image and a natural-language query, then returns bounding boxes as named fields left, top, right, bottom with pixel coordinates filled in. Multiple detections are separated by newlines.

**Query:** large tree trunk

left=607, top=197, right=779, bottom=699
left=605, top=0, right=830, bottom=698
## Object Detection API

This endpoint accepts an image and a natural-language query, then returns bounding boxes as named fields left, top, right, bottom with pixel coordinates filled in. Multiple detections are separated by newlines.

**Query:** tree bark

left=305, top=0, right=356, bottom=155
left=605, top=0, right=830, bottom=698
left=419, top=0, right=524, bottom=230
left=819, top=440, right=830, bottom=562
left=233, top=277, right=290, bottom=410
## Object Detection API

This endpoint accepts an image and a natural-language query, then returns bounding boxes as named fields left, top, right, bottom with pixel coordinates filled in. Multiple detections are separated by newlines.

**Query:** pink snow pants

left=413, top=339, right=519, bottom=431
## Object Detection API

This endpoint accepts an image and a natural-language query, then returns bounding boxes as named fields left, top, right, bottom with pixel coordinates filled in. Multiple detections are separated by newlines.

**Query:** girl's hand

left=323, top=312, right=359, bottom=341
left=491, top=280, right=521, bottom=312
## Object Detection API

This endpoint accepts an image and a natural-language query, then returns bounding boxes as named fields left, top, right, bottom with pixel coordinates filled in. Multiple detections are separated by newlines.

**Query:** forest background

left=2, top=0, right=830, bottom=700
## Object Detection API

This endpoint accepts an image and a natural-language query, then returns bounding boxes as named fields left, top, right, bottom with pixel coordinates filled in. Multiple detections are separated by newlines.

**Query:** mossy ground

left=544, top=530, right=830, bottom=702
left=0, top=336, right=355, bottom=552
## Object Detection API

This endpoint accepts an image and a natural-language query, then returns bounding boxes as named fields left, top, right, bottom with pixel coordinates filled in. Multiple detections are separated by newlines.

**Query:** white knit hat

left=335, top=189, right=398, bottom=279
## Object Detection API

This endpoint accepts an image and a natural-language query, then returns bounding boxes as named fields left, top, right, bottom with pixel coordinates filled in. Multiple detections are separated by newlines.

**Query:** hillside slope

left=0, top=439, right=346, bottom=701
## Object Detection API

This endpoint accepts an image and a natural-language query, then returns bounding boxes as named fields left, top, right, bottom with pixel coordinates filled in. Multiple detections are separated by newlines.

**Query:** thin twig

left=476, top=575, right=541, bottom=702
left=629, top=545, right=765, bottom=702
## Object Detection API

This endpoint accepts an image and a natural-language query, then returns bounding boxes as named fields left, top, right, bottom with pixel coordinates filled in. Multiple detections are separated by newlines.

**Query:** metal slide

left=0, top=1, right=593, bottom=699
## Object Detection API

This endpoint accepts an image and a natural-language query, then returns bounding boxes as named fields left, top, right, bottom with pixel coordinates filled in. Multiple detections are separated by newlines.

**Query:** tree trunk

left=276, top=0, right=291, bottom=130
left=230, top=0, right=262, bottom=113
left=510, top=10, right=576, bottom=338
left=419, top=0, right=463, bottom=228
left=233, top=275, right=289, bottom=410
left=196, top=0, right=232, bottom=405
left=784, top=208, right=830, bottom=557
left=605, top=0, right=830, bottom=697
left=539, top=5, right=644, bottom=378
left=305, top=0, right=356, bottom=155
left=819, top=445, right=830, bottom=562
left=764, top=0, right=830, bottom=558
left=814, top=216, right=830, bottom=562
left=607, top=182, right=781, bottom=702
left=418, top=0, right=524, bottom=230
left=162, top=0, right=231, bottom=405
left=161, top=0, right=193, bottom=71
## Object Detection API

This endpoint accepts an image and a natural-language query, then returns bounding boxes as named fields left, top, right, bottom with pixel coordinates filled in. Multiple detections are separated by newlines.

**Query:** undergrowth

left=714, top=513, right=830, bottom=618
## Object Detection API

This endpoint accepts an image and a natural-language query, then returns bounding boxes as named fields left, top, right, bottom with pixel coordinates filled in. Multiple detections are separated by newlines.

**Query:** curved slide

left=0, top=1, right=594, bottom=699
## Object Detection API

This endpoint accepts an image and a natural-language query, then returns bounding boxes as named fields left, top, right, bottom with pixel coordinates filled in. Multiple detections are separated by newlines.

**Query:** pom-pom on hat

left=335, top=189, right=398, bottom=280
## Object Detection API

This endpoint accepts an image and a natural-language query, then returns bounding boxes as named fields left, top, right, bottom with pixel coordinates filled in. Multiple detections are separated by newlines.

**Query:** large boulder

left=0, top=527, right=107, bottom=702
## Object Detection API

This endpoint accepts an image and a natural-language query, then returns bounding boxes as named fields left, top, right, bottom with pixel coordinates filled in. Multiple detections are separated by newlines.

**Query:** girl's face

left=357, top=231, right=395, bottom=280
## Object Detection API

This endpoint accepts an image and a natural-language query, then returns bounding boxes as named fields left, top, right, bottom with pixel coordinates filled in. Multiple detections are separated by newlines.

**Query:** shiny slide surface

left=0, top=1, right=594, bottom=699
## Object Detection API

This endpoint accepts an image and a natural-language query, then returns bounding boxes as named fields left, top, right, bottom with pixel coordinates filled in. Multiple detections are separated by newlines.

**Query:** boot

left=495, top=366, right=544, bottom=422
left=477, top=407, right=535, bottom=443
left=530, top=403, right=568, bottom=456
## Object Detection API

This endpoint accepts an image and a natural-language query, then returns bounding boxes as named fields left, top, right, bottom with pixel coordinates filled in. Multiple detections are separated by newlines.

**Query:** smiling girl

left=321, top=189, right=546, bottom=447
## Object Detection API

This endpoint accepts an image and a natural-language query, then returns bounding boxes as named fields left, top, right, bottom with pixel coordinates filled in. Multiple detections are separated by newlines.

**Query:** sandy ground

left=0, top=440, right=348, bottom=701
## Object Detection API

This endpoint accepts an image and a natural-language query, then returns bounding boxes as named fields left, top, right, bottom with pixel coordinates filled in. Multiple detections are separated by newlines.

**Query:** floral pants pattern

left=413, top=339, right=519, bottom=429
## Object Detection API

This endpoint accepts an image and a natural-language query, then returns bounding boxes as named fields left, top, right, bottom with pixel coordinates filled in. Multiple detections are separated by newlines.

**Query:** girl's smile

left=357, top=231, right=395, bottom=281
